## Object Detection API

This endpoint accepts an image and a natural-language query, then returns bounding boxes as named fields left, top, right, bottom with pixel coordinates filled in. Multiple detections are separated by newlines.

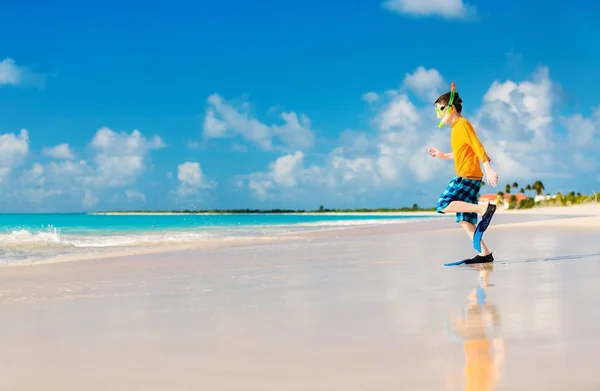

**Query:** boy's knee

left=456, top=212, right=477, bottom=226
left=436, top=199, right=450, bottom=214
left=465, top=215, right=478, bottom=226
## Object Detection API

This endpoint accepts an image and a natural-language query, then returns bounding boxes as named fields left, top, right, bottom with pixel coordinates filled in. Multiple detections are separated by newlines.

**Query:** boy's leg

left=437, top=177, right=495, bottom=251
left=442, top=200, right=486, bottom=215
left=437, top=177, right=487, bottom=215
left=436, top=177, right=462, bottom=215
left=456, top=179, right=494, bottom=259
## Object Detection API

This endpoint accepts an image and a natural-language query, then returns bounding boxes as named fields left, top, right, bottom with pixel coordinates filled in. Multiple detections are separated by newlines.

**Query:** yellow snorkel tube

left=436, top=82, right=456, bottom=128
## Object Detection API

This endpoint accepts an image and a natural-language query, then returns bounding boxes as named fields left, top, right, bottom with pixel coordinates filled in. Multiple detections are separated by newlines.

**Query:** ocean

left=0, top=213, right=439, bottom=265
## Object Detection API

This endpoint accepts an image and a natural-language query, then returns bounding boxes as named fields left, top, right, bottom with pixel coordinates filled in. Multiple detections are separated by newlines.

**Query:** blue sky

left=1, top=0, right=599, bottom=212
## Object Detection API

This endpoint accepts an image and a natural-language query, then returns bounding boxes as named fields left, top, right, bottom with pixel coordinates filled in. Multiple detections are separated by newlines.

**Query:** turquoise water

left=0, top=213, right=437, bottom=265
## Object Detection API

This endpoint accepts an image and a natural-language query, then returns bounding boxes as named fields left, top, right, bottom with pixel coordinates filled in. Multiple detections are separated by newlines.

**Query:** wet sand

left=1, top=213, right=600, bottom=390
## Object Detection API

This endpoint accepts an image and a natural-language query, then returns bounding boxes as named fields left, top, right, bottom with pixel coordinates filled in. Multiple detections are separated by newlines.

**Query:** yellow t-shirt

left=450, top=117, right=491, bottom=179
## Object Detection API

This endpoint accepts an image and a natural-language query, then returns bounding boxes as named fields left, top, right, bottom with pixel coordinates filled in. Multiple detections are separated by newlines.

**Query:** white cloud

left=82, top=189, right=99, bottom=208
left=0, top=58, right=45, bottom=87
left=231, top=143, right=248, bottom=153
left=15, top=163, right=63, bottom=204
left=373, top=66, right=446, bottom=131
left=402, top=66, right=446, bottom=101
left=383, top=0, right=476, bottom=19
left=249, top=179, right=273, bottom=200
left=42, top=143, right=75, bottom=160
left=270, top=151, right=305, bottom=188
left=593, top=105, right=600, bottom=120
left=559, top=113, right=598, bottom=148
left=202, top=93, right=315, bottom=151
left=471, top=66, right=559, bottom=179
left=1, top=127, right=165, bottom=210
left=125, top=189, right=146, bottom=203
left=0, top=129, right=29, bottom=166
left=0, top=59, right=21, bottom=86
left=242, top=151, right=330, bottom=200
left=0, top=168, right=10, bottom=183
left=375, top=93, right=420, bottom=131
left=0, top=129, right=29, bottom=180
left=362, top=92, right=379, bottom=103
left=558, top=111, right=600, bottom=173
left=481, top=67, right=553, bottom=136
left=176, top=161, right=216, bottom=197
left=85, top=127, right=166, bottom=188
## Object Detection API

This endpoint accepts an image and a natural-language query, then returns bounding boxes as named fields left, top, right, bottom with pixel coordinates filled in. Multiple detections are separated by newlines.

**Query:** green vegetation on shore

left=494, top=180, right=598, bottom=210
left=93, top=204, right=437, bottom=214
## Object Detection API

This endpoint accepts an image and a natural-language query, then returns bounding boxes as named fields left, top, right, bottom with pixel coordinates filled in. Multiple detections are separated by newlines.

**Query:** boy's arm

left=441, top=152, right=454, bottom=160
left=461, top=121, right=499, bottom=186
left=462, top=122, right=490, bottom=163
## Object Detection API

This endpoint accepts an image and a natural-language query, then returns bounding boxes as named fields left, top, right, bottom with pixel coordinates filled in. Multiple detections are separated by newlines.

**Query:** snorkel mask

left=435, top=82, right=456, bottom=128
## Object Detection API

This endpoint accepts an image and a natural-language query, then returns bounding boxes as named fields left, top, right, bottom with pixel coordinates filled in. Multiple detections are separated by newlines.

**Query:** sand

left=2, top=208, right=600, bottom=390
left=498, top=204, right=600, bottom=215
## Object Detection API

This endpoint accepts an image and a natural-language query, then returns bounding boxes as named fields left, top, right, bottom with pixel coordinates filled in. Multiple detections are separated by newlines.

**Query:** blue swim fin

left=444, top=259, right=467, bottom=266
left=473, top=203, right=497, bottom=252
left=473, top=229, right=483, bottom=253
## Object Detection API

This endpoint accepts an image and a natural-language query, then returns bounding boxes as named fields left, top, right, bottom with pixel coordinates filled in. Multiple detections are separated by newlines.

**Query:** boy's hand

left=428, top=147, right=444, bottom=159
left=484, top=165, right=498, bottom=187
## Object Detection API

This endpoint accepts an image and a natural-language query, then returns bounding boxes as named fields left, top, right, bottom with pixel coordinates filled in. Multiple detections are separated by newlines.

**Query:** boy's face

left=435, top=102, right=451, bottom=122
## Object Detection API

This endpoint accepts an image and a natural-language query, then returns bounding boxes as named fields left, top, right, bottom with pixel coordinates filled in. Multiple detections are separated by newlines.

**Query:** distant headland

left=89, top=204, right=437, bottom=215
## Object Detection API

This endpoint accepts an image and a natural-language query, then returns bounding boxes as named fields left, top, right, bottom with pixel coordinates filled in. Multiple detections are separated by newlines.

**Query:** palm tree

left=509, top=194, right=518, bottom=208
left=512, top=182, right=518, bottom=189
left=496, top=191, right=504, bottom=205
left=520, top=187, right=525, bottom=193
left=555, top=192, right=565, bottom=206
left=505, top=184, right=511, bottom=194
left=532, top=181, right=545, bottom=196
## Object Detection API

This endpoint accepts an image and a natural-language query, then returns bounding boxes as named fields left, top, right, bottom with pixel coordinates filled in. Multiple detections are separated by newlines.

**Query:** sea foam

left=0, top=214, right=436, bottom=265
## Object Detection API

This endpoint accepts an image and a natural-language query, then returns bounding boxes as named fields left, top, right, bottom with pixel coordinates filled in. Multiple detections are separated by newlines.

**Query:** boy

left=428, top=84, right=499, bottom=264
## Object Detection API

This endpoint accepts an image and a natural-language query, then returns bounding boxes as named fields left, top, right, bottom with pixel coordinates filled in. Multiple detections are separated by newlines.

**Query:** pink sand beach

left=2, top=208, right=600, bottom=390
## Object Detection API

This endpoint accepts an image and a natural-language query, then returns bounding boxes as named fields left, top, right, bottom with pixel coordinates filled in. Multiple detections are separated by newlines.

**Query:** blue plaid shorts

left=436, top=176, right=483, bottom=225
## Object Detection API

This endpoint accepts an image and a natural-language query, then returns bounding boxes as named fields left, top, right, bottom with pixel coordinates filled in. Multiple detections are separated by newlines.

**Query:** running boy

left=428, top=83, right=499, bottom=264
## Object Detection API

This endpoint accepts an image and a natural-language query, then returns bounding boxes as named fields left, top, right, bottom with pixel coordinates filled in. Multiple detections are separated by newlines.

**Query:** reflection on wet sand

left=446, top=264, right=505, bottom=391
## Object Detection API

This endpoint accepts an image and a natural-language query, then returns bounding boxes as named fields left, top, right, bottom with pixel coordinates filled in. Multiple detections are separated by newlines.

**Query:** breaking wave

left=0, top=216, right=437, bottom=265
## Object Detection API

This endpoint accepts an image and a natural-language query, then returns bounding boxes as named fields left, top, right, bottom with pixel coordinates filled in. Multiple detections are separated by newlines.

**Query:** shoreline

left=3, top=209, right=600, bottom=270
left=1, top=205, right=599, bottom=270
left=0, top=217, right=446, bottom=269
left=87, top=211, right=440, bottom=216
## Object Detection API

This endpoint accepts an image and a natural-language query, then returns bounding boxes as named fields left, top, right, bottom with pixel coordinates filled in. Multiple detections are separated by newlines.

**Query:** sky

left=1, top=0, right=599, bottom=212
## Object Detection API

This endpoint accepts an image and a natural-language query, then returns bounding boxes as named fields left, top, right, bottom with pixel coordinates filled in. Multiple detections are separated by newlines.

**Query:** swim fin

left=444, top=259, right=467, bottom=266
left=445, top=253, right=494, bottom=267
left=473, top=203, right=497, bottom=252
